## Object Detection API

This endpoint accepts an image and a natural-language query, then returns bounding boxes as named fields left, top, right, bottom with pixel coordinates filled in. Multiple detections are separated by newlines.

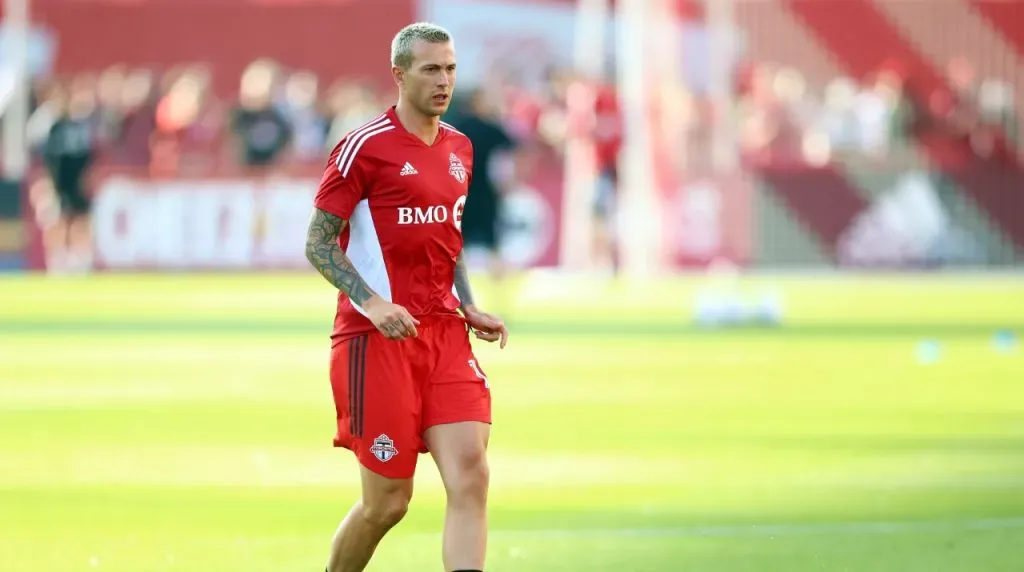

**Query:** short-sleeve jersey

left=314, top=106, right=474, bottom=344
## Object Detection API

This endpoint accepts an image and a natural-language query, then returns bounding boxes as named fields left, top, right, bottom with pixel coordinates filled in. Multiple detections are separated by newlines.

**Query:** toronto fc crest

left=448, top=153, right=467, bottom=184
left=369, top=434, right=398, bottom=462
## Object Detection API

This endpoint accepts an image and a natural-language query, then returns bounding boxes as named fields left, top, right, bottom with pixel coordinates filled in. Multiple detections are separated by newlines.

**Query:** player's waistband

left=330, top=311, right=465, bottom=346
left=411, top=311, right=465, bottom=328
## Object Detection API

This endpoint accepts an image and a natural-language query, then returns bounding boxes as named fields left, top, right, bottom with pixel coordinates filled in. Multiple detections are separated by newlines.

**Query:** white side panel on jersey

left=345, top=199, right=392, bottom=316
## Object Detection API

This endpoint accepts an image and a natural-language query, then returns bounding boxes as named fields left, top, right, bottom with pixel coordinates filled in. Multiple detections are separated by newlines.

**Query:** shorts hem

left=422, top=414, right=492, bottom=432
left=334, top=438, right=416, bottom=479
left=356, top=454, right=415, bottom=480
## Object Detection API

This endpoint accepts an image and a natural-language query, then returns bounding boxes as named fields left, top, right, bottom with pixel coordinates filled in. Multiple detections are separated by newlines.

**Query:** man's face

left=395, top=40, right=456, bottom=117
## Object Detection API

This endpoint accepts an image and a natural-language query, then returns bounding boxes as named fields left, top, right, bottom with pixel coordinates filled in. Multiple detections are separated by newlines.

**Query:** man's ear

left=391, top=66, right=404, bottom=87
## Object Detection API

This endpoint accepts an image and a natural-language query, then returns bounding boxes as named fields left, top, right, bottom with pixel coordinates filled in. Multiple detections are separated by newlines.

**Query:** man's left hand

left=463, top=306, right=509, bottom=349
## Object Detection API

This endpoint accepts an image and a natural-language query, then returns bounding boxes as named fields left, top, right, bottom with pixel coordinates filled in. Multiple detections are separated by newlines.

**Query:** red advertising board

left=23, top=168, right=566, bottom=271
left=24, top=175, right=316, bottom=271
left=14, top=0, right=416, bottom=97
left=89, top=177, right=314, bottom=270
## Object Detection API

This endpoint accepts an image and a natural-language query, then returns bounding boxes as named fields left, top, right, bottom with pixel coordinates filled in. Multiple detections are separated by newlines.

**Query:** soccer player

left=589, top=79, right=623, bottom=276
left=448, top=88, right=518, bottom=280
left=304, top=22, right=509, bottom=572
left=42, top=81, right=97, bottom=274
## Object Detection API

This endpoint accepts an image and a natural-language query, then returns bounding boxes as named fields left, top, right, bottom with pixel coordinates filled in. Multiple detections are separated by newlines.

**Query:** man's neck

left=395, top=100, right=440, bottom=145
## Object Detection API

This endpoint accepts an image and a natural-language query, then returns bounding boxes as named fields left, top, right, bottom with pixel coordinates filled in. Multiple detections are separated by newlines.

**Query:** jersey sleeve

left=313, top=138, right=371, bottom=220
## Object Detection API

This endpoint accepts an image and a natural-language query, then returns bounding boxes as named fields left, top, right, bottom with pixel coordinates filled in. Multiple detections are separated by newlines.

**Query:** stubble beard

left=418, top=96, right=447, bottom=118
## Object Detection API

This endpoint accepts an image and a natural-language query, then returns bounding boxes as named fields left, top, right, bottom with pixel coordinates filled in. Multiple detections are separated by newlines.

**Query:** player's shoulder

left=334, top=112, right=401, bottom=149
left=440, top=119, right=473, bottom=155
left=440, top=120, right=472, bottom=146
left=329, top=111, right=401, bottom=175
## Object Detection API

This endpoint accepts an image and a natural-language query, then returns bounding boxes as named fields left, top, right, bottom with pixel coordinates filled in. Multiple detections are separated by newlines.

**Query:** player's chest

left=370, top=144, right=470, bottom=209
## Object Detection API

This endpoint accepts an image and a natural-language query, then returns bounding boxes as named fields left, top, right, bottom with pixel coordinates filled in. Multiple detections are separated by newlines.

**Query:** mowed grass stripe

left=2, top=320, right=1022, bottom=337
left=1, top=274, right=1023, bottom=571
left=3, top=273, right=1024, bottom=325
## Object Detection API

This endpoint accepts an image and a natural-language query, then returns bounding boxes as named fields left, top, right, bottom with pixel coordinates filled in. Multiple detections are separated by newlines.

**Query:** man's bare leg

left=67, top=215, right=94, bottom=273
left=327, top=465, right=413, bottom=572
left=43, top=217, right=70, bottom=274
left=424, top=421, right=490, bottom=571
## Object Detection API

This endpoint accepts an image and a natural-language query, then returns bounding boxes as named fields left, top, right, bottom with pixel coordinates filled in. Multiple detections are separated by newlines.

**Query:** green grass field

left=2, top=271, right=1024, bottom=571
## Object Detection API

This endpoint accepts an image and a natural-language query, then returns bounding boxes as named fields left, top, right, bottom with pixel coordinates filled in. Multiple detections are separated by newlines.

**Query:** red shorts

left=329, top=314, right=492, bottom=479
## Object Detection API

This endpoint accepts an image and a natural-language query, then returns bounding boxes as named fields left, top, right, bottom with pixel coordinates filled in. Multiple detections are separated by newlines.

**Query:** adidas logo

left=400, top=162, right=418, bottom=176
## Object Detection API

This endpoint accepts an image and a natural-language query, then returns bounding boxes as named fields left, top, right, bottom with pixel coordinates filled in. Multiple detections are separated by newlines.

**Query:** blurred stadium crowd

left=19, top=0, right=1024, bottom=278
left=28, top=60, right=386, bottom=175
left=733, top=57, right=1018, bottom=167
left=26, top=53, right=1020, bottom=178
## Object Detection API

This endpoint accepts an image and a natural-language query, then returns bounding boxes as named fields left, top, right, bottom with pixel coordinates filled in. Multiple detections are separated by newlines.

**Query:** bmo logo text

left=397, top=195, right=467, bottom=231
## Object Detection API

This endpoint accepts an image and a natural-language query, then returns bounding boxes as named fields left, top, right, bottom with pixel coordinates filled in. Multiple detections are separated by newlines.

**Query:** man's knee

left=360, top=491, right=407, bottom=532
left=445, top=447, right=489, bottom=504
left=359, top=468, right=413, bottom=529
left=361, top=488, right=411, bottom=529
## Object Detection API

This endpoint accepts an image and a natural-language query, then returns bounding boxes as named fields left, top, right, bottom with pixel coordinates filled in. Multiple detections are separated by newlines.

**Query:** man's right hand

left=363, top=295, right=420, bottom=340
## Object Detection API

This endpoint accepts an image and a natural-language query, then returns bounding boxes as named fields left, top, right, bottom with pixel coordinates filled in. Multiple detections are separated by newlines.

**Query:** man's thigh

left=329, top=334, right=423, bottom=478
left=421, top=321, right=492, bottom=432
left=423, top=420, right=490, bottom=483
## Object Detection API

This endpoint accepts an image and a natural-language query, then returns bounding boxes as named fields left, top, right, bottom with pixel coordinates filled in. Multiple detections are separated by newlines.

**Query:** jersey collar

left=386, top=105, right=447, bottom=147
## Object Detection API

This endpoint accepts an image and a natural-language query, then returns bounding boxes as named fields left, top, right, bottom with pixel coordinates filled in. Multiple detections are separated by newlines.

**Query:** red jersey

left=314, top=106, right=474, bottom=345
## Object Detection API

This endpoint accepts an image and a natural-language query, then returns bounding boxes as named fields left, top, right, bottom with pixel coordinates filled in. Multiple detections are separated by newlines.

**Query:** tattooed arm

left=455, top=252, right=510, bottom=348
left=305, top=208, right=420, bottom=340
left=453, top=252, right=476, bottom=312
left=304, top=208, right=375, bottom=306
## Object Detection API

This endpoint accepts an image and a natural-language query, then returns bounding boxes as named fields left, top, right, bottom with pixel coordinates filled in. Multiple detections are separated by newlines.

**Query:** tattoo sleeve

left=453, top=253, right=475, bottom=310
left=304, top=208, right=375, bottom=306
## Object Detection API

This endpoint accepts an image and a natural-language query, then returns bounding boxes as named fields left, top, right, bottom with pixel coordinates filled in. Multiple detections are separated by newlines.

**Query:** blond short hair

left=391, top=22, right=452, bottom=69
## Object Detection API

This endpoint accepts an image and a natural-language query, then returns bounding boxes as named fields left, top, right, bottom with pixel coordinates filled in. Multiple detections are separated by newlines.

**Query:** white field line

left=4, top=443, right=1024, bottom=490
left=417, top=516, right=1024, bottom=540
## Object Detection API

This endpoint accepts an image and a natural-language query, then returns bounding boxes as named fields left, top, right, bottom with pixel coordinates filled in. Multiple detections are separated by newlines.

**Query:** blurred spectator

left=817, top=76, right=861, bottom=155
left=855, top=69, right=913, bottom=157
left=535, top=68, right=573, bottom=151
left=502, top=83, right=545, bottom=143
left=657, top=81, right=698, bottom=171
left=41, top=80, right=97, bottom=274
left=151, top=65, right=223, bottom=174
left=738, top=64, right=805, bottom=163
left=115, top=68, right=158, bottom=167
left=774, top=67, right=816, bottom=131
left=449, top=87, right=518, bottom=277
left=971, top=78, right=1018, bottom=164
left=919, top=57, right=978, bottom=159
left=589, top=79, right=623, bottom=275
left=324, top=81, right=379, bottom=150
left=230, top=59, right=292, bottom=167
left=939, top=57, right=979, bottom=136
left=27, top=79, right=64, bottom=151
left=94, top=64, right=127, bottom=146
left=280, top=70, right=328, bottom=163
